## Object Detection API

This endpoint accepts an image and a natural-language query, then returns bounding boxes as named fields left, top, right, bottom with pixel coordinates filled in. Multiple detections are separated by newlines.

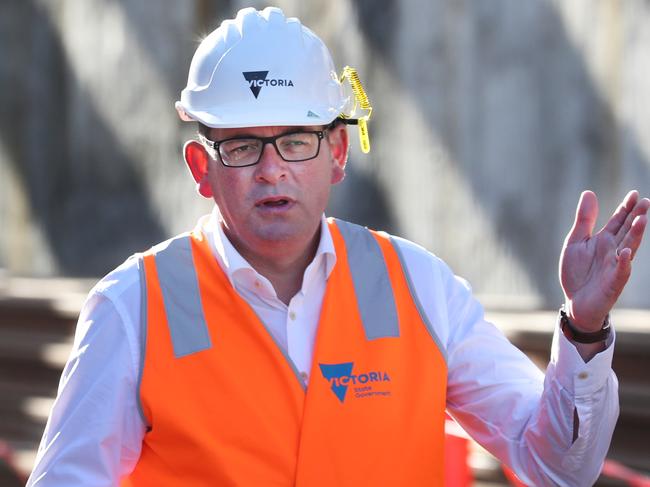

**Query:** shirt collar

left=205, top=206, right=337, bottom=289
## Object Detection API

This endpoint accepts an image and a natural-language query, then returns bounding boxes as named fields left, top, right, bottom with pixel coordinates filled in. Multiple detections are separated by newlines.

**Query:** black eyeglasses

left=199, top=127, right=331, bottom=168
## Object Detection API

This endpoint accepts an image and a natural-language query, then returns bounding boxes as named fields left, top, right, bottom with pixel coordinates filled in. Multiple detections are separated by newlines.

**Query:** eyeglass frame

left=197, top=120, right=341, bottom=168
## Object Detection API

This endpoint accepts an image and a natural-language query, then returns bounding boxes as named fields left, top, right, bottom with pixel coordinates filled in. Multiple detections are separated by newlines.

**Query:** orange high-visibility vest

left=122, top=219, right=448, bottom=486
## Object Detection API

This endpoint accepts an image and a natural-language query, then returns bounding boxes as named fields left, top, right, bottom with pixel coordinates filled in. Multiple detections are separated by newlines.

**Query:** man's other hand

left=560, top=190, right=649, bottom=332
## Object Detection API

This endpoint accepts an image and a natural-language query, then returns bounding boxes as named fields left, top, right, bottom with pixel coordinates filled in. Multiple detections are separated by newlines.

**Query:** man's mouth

left=255, top=196, right=294, bottom=208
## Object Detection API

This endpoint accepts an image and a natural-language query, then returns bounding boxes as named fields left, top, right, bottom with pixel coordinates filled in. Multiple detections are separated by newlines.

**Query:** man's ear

left=328, top=124, right=349, bottom=184
left=183, top=140, right=213, bottom=198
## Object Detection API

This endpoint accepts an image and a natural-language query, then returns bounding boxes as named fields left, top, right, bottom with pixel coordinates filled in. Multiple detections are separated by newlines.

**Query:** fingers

left=614, top=196, right=650, bottom=244
left=566, top=190, right=599, bottom=243
left=613, top=246, right=633, bottom=292
left=603, top=190, right=638, bottom=235
left=609, top=211, right=646, bottom=304
left=617, top=214, right=648, bottom=259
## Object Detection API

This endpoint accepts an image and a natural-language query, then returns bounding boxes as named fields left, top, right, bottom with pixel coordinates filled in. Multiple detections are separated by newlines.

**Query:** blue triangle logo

left=319, top=362, right=354, bottom=403
left=242, top=70, right=269, bottom=98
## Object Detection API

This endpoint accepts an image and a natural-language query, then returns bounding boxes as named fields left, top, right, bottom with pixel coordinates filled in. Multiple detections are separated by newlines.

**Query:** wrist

left=562, top=302, right=608, bottom=332
left=559, top=306, right=611, bottom=344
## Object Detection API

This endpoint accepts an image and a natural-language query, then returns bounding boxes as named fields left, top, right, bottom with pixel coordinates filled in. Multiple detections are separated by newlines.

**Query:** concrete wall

left=1, top=0, right=649, bottom=308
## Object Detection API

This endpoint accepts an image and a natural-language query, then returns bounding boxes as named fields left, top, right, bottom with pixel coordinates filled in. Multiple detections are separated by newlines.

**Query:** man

left=28, top=7, right=648, bottom=486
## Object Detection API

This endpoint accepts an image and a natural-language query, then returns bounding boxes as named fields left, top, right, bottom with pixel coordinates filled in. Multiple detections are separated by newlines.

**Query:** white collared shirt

left=28, top=209, right=618, bottom=487
left=207, top=211, right=336, bottom=380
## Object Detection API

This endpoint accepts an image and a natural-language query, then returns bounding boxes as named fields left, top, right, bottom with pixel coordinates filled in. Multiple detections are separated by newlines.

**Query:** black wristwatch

left=559, top=307, right=611, bottom=344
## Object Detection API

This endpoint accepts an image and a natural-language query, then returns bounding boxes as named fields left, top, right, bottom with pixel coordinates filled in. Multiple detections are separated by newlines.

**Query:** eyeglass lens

left=219, top=132, right=320, bottom=166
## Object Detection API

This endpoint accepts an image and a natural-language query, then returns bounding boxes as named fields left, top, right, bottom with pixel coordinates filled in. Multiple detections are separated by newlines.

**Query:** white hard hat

left=176, top=7, right=350, bottom=128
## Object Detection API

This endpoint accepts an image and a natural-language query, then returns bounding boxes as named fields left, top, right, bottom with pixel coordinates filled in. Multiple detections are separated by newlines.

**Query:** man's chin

left=251, top=222, right=319, bottom=248
left=254, top=227, right=305, bottom=244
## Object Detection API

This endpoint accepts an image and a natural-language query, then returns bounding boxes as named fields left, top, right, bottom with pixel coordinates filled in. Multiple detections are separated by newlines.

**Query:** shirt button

left=254, top=280, right=261, bottom=288
left=578, top=372, right=589, bottom=380
left=300, top=371, right=309, bottom=382
left=289, top=311, right=297, bottom=321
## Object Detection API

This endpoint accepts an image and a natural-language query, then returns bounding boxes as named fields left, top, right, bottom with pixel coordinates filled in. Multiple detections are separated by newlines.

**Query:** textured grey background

left=1, top=0, right=649, bottom=308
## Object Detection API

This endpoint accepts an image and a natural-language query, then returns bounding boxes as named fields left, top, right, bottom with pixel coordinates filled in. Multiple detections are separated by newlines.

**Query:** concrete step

left=0, top=329, right=72, bottom=370
left=0, top=278, right=87, bottom=479
left=4, top=440, right=37, bottom=483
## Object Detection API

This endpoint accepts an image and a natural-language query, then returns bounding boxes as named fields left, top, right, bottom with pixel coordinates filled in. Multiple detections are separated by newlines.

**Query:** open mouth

left=256, top=197, right=293, bottom=208
left=263, top=199, right=289, bottom=207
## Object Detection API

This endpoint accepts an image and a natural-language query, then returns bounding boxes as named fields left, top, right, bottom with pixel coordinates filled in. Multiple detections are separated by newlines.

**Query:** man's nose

left=254, top=142, right=288, bottom=183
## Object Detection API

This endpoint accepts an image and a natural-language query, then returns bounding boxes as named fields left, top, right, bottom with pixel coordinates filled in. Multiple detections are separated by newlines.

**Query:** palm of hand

left=560, top=232, right=619, bottom=329
left=559, top=190, right=649, bottom=331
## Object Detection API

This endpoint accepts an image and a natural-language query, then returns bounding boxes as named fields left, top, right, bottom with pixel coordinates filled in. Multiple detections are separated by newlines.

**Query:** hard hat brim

left=177, top=101, right=342, bottom=129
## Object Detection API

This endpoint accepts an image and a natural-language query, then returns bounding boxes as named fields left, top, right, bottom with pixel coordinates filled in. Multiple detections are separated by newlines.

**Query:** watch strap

left=559, top=307, right=611, bottom=344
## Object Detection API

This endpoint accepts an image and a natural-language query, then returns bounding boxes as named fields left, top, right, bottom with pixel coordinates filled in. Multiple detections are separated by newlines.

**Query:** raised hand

left=560, top=190, right=649, bottom=332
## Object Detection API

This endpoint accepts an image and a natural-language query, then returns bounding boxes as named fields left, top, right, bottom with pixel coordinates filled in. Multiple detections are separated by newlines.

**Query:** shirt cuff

left=551, top=320, right=616, bottom=397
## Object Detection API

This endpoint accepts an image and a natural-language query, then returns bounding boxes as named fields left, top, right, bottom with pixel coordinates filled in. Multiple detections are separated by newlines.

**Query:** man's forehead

left=208, top=124, right=325, bottom=139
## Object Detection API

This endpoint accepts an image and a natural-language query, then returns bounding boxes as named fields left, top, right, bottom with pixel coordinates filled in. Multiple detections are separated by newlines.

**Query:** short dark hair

left=197, top=117, right=345, bottom=138
left=197, top=122, right=211, bottom=137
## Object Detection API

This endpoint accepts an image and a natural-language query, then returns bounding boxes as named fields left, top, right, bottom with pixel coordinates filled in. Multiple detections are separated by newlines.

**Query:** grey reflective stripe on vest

left=389, top=237, right=447, bottom=363
left=335, top=219, right=400, bottom=339
left=135, top=255, right=150, bottom=428
left=154, top=235, right=212, bottom=358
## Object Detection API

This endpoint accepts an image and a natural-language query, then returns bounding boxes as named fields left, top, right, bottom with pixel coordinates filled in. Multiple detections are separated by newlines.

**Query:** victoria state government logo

left=242, top=70, right=294, bottom=99
left=318, top=362, right=392, bottom=403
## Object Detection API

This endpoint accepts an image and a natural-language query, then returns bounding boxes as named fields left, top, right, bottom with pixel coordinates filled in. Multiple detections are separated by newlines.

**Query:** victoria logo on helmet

left=242, top=71, right=295, bottom=99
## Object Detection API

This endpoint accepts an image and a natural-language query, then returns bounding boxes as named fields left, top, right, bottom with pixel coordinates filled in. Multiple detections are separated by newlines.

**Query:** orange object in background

left=444, top=416, right=473, bottom=487
left=502, top=464, right=527, bottom=486
left=601, top=459, right=650, bottom=487
left=444, top=415, right=650, bottom=487
left=0, top=440, right=25, bottom=487
left=502, top=456, right=650, bottom=486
